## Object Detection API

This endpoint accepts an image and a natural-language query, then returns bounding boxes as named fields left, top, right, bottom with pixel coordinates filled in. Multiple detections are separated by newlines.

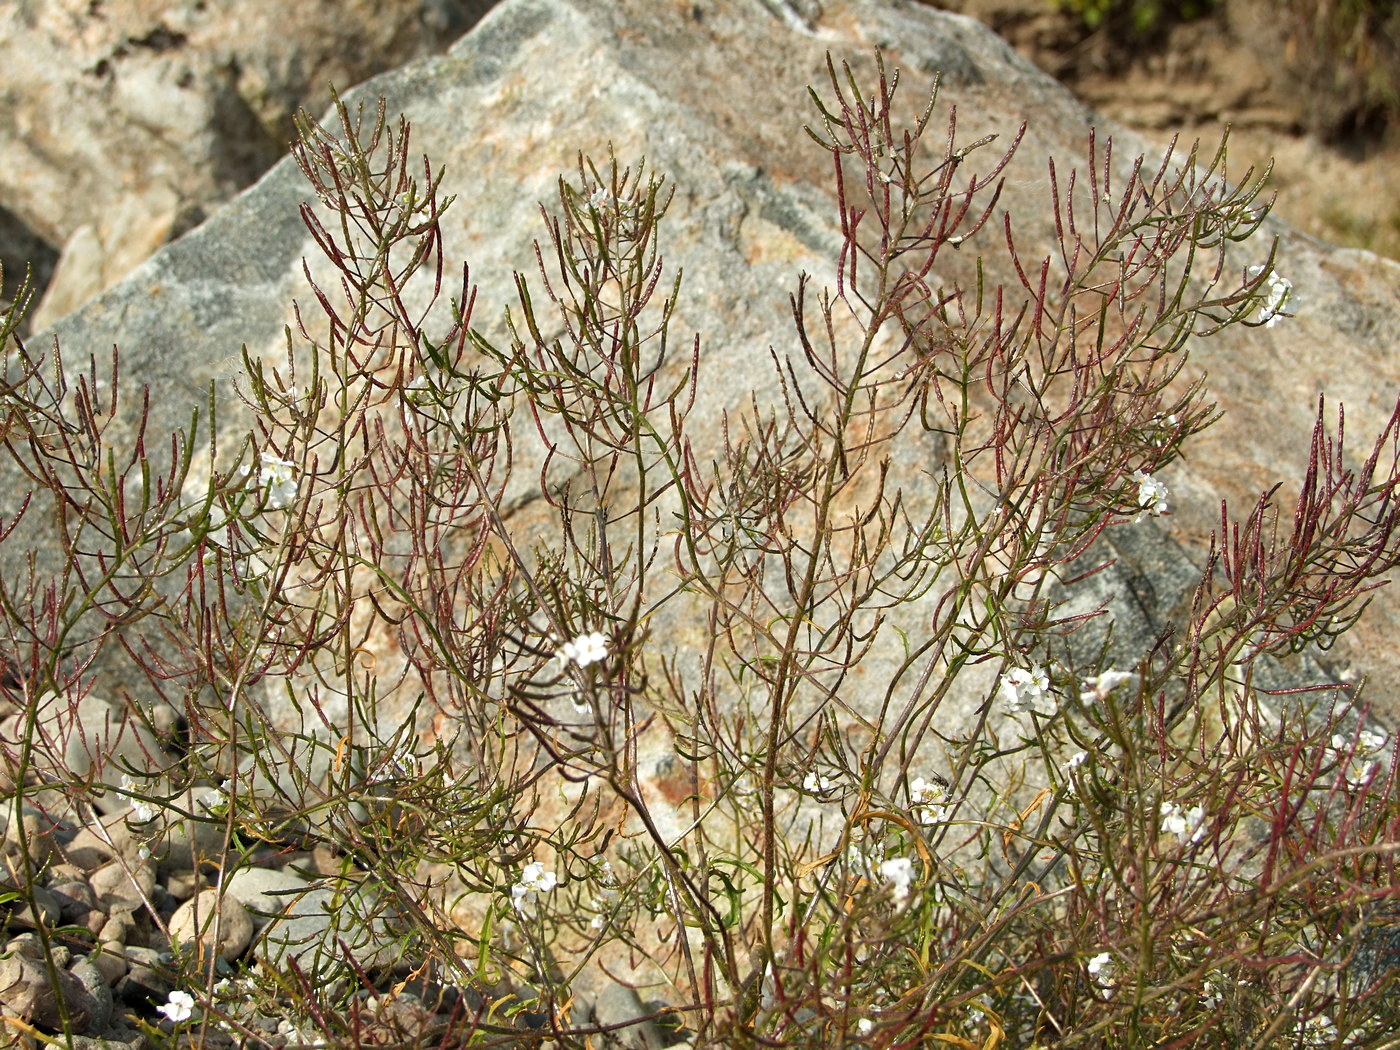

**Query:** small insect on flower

left=909, top=775, right=950, bottom=825
left=158, top=989, right=196, bottom=1023
left=556, top=630, right=609, bottom=668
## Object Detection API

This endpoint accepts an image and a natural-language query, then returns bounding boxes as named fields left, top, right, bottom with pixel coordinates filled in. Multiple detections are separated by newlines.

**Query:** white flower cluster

left=1199, top=969, right=1228, bottom=1010
left=1087, top=951, right=1116, bottom=990
left=370, top=740, right=422, bottom=785
left=589, top=858, right=619, bottom=931
left=192, top=451, right=300, bottom=582
left=243, top=451, right=299, bottom=511
left=1329, top=728, right=1389, bottom=785
left=878, top=856, right=916, bottom=902
left=1132, top=470, right=1169, bottom=521
left=1299, top=1014, right=1338, bottom=1048
left=909, top=775, right=950, bottom=825
left=119, top=773, right=155, bottom=824
left=556, top=630, right=609, bottom=668
left=511, top=860, right=558, bottom=909
left=1159, top=801, right=1207, bottom=844
left=1246, top=266, right=1295, bottom=328
left=845, top=836, right=887, bottom=882
left=1000, top=665, right=1053, bottom=715
left=1151, top=412, right=1179, bottom=449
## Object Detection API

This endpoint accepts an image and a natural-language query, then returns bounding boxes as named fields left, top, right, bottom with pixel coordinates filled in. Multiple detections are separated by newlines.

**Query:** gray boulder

left=0, top=0, right=499, bottom=330
left=15, top=0, right=1398, bottom=730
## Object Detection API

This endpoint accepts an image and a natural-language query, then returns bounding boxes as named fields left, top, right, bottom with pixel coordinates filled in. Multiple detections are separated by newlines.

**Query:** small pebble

left=46, top=861, right=89, bottom=884
left=50, top=879, right=99, bottom=923
left=99, top=909, right=134, bottom=944
left=6, top=933, right=44, bottom=959
left=2, top=811, right=52, bottom=874
left=169, top=889, right=254, bottom=962
left=91, top=856, right=155, bottom=909
left=91, top=941, right=128, bottom=985
left=69, top=958, right=112, bottom=1032
left=166, top=871, right=203, bottom=901
left=116, top=962, right=171, bottom=1007
left=63, top=817, right=125, bottom=870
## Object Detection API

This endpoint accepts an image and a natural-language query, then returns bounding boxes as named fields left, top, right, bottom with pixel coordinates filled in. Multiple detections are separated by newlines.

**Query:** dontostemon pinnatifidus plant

left=0, top=51, right=1395, bottom=1050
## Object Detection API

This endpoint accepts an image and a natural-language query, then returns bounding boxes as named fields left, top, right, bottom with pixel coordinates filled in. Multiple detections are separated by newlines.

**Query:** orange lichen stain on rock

left=738, top=216, right=808, bottom=268
left=649, top=752, right=712, bottom=808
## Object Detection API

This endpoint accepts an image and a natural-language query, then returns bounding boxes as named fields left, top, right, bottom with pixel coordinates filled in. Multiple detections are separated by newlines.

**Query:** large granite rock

left=9, top=0, right=1400, bottom=754
left=0, top=0, right=498, bottom=329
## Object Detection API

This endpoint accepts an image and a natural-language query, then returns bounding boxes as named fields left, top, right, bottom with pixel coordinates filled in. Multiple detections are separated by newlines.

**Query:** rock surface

left=0, top=0, right=499, bottom=330
left=13, top=0, right=1397, bottom=725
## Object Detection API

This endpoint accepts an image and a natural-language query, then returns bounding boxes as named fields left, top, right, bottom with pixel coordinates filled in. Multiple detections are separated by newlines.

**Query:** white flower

left=1151, top=413, right=1179, bottom=448
left=200, top=788, right=228, bottom=815
left=158, top=989, right=196, bottom=1023
left=909, top=776, right=950, bottom=825
left=857, top=1018, right=874, bottom=1034
left=1246, top=266, right=1295, bottom=328
left=120, top=773, right=155, bottom=823
left=242, top=452, right=299, bottom=511
left=368, top=741, right=420, bottom=785
left=1132, top=470, right=1169, bottom=520
left=1000, top=665, right=1052, bottom=715
left=556, top=630, right=609, bottom=668
left=847, top=838, right=886, bottom=880
left=1086, top=951, right=1115, bottom=990
left=511, top=860, right=558, bottom=909
left=1199, top=970, right=1227, bottom=1009
left=1063, top=750, right=1089, bottom=773
left=1330, top=728, right=1388, bottom=784
left=1299, top=1013, right=1337, bottom=1047
left=908, top=776, right=940, bottom=806
left=1159, top=801, right=1207, bottom=844
left=878, top=856, right=916, bottom=901
left=803, top=770, right=835, bottom=796
left=1333, top=728, right=1388, bottom=756
left=1079, top=669, right=1139, bottom=704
